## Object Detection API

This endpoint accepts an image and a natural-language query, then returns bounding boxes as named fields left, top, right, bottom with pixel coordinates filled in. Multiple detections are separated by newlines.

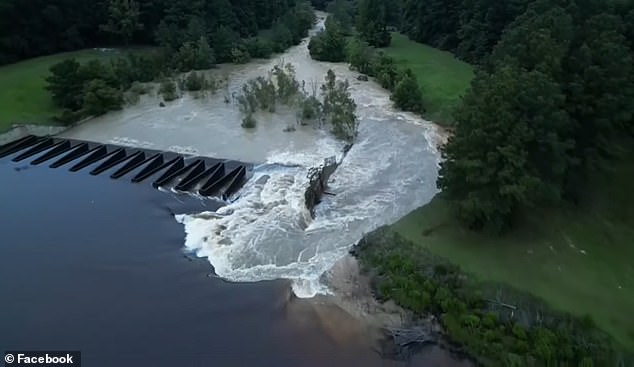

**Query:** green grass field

left=392, top=156, right=634, bottom=350
left=383, top=33, right=474, bottom=126
left=0, top=48, right=149, bottom=133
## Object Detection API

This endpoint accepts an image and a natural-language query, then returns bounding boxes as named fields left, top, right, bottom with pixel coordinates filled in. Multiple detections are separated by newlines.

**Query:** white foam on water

left=175, top=112, right=441, bottom=298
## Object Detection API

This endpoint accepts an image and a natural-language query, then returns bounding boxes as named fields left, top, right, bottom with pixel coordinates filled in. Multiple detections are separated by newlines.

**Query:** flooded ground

left=59, top=13, right=443, bottom=298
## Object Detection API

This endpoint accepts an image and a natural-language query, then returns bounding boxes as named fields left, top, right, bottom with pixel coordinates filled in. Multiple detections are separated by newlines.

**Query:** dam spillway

left=0, top=135, right=250, bottom=200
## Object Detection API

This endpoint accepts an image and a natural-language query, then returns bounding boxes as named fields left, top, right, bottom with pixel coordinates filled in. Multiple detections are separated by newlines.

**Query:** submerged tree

left=321, top=69, right=358, bottom=142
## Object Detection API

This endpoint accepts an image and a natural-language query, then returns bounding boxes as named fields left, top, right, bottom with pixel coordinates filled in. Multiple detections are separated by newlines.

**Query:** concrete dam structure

left=0, top=135, right=250, bottom=200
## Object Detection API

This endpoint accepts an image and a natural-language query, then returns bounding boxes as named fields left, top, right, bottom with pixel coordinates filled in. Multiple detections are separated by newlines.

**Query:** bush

left=346, top=37, right=376, bottom=75
left=129, top=81, right=152, bottom=96
left=391, top=69, right=425, bottom=113
left=230, top=46, right=251, bottom=64
left=183, top=72, right=205, bottom=91
left=244, top=37, right=274, bottom=58
left=301, top=96, right=321, bottom=120
left=308, top=18, right=347, bottom=62
left=372, top=52, right=399, bottom=90
left=81, top=79, right=124, bottom=116
left=172, top=37, right=216, bottom=72
left=270, top=22, right=294, bottom=52
left=159, top=79, right=178, bottom=101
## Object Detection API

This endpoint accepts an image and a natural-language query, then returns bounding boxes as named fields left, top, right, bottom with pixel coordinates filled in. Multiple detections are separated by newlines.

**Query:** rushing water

left=0, top=158, right=469, bottom=367
left=59, top=13, right=443, bottom=298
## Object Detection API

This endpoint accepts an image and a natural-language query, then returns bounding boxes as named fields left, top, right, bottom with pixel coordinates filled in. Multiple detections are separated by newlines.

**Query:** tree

left=46, top=59, right=84, bottom=110
left=391, top=69, right=424, bottom=114
left=100, top=0, right=144, bottom=45
left=438, top=65, right=572, bottom=232
left=357, top=0, right=391, bottom=47
left=308, top=18, right=347, bottom=62
left=346, top=37, right=376, bottom=75
left=194, top=36, right=215, bottom=69
left=321, top=69, right=358, bottom=141
left=326, top=0, right=355, bottom=34
left=210, top=26, right=241, bottom=62
left=563, top=13, right=634, bottom=177
left=81, top=79, right=124, bottom=116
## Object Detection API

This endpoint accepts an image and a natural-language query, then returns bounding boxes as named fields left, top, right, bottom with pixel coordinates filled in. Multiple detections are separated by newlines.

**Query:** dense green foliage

left=436, top=0, right=634, bottom=232
left=0, top=0, right=314, bottom=66
left=357, top=0, right=391, bottom=47
left=356, top=228, right=633, bottom=366
left=401, top=0, right=531, bottom=64
left=390, top=69, right=424, bottom=114
left=308, top=18, right=347, bottom=62
left=341, top=36, right=425, bottom=116
left=320, top=69, right=358, bottom=141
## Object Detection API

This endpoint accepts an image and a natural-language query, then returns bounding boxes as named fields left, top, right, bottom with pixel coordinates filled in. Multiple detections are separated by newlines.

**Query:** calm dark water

left=0, top=150, right=468, bottom=367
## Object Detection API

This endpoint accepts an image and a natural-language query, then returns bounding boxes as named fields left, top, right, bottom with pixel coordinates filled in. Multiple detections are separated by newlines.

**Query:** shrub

left=183, top=72, right=205, bottom=91
left=391, top=69, right=425, bottom=113
left=159, top=79, right=178, bottom=101
left=244, top=37, right=274, bottom=59
left=308, top=18, right=346, bottom=62
left=81, top=79, right=124, bottom=116
left=241, top=113, right=256, bottom=128
left=230, top=46, right=251, bottom=64
left=346, top=37, right=376, bottom=75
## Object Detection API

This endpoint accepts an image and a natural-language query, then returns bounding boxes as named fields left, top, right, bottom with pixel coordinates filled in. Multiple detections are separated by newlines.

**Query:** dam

left=0, top=134, right=250, bottom=200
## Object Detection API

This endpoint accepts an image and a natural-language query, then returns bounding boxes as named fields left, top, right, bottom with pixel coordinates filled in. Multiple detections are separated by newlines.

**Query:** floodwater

left=59, top=13, right=444, bottom=298
left=0, top=153, right=469, bottom=367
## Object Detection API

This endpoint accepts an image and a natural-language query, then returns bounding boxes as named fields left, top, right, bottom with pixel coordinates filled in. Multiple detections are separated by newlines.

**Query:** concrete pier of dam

left=0, top=135, right=250, bottom=200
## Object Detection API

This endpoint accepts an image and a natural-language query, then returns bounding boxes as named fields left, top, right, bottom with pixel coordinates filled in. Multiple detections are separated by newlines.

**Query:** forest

left=309, top=0, right=634, bottom=233
left=0, top=0, right=311, bottom=65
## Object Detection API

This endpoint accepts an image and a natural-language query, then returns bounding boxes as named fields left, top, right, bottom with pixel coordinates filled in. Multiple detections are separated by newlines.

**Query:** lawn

left=383, top=33, right=474, bottom=126
left=391, top=156, right=634, bottom=351
left=0, top=48, right=147, bottom=133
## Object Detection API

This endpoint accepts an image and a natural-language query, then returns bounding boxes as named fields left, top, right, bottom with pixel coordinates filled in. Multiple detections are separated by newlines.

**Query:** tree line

left=0, top=0, right=311, bottom=65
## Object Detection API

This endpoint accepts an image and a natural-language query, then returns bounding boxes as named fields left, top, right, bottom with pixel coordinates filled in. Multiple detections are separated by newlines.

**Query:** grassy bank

left=390, top=155, right=634, bottom=351
left=383, top=33, right=474, bottom=126
left=0, top=48, right=152, bottom=133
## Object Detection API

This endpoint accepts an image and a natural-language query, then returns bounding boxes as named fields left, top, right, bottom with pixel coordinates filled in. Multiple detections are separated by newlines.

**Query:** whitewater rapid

left=61, top=13, right=444, bottom=297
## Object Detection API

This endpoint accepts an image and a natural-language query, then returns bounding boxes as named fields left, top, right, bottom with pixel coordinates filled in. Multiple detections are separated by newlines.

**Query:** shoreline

left=314, top=252, right=474, bottom=365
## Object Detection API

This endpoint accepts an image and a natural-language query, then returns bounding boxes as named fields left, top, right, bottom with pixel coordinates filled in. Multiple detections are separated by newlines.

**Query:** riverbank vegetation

left=355, top=227, right=633, bottom=366
left=382, top=34, right=474, bottom=125
left=235, top=64, right=358, bottom=141
left=0, top=49, right=132, bottom=132
left=0, top=0, right=316, bottom=129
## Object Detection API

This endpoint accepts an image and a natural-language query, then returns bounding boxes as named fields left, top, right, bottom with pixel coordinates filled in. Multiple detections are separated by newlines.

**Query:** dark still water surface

left=0, top=154, right=468, bottom=367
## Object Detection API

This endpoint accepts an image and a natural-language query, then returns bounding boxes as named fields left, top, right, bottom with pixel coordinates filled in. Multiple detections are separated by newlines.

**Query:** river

left=59, top=13, right=443, bottom=298
left=0, top=158, right=466, bottom=366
